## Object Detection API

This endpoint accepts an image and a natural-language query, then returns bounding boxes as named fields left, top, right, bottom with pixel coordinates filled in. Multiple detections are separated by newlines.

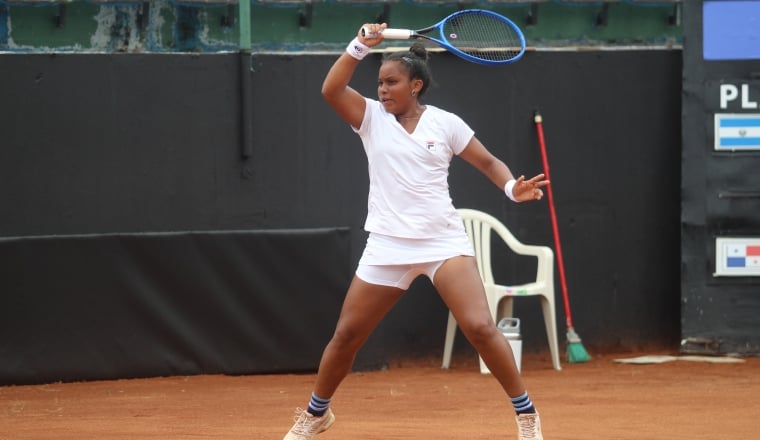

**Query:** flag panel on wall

left=714, top=113, right=760, bottom=151
left=715, top=237, right=760, bottom=277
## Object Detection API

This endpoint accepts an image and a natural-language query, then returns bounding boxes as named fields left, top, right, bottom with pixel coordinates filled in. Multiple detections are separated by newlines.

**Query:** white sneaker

left=283, top=408, right=335, bottom=440
left=516, top=412, right=543, bottom=440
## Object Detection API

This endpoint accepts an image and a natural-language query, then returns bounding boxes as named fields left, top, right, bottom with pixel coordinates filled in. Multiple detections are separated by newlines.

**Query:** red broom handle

left=533, top=111, right=574, bottom=330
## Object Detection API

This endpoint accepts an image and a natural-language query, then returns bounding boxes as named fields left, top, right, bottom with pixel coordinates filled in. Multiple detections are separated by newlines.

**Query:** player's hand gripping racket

left=361, top=9, right=525, bottom=66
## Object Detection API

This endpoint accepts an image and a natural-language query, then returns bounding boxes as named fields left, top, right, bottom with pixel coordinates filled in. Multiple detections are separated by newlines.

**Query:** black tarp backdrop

left=681, top=1, right=760, bottom=355
left=0, top=49, right=682, bottom=385
left=0, top=229, right=351, bottom=385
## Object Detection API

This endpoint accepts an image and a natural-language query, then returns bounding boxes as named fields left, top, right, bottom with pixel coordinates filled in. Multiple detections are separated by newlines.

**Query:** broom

left=533, top=110, right=591, bottom=363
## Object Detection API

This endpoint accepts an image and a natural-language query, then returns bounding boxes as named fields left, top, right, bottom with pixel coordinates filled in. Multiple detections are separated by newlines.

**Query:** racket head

left=428, top=9, right=526, bottom=66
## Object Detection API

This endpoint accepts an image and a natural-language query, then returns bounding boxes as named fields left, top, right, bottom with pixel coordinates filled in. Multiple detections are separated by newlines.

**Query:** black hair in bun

left=408, top=42, right=429, bottom=62
left=382, top=43, right=433, bottom=98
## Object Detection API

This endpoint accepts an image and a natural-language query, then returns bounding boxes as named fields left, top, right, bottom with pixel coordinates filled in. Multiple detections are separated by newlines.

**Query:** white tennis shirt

left=353, top=98, right=475, bottom=239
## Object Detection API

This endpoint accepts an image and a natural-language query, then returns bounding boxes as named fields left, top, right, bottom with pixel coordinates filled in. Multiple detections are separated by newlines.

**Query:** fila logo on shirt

left=426, top=141, right=436, bottom=151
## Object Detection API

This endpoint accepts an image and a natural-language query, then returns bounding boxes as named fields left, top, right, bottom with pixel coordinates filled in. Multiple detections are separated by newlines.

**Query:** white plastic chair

left=442, top=208, right=562, bottom=372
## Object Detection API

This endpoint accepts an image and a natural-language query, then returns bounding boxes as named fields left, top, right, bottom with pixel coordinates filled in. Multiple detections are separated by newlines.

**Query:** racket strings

left=442, top=13, right=523, bottom=62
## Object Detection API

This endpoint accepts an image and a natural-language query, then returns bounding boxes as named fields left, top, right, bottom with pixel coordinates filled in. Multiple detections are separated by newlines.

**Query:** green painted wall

left=0, top=1, right=682, bottom=52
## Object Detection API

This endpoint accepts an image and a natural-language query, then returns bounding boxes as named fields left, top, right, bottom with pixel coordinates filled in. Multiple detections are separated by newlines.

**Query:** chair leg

left=441, top=311, right=457, bottom=369
left=497, top=296, right=515, bottom=320
left=481, top=290, right=503, bottom=375
left=478, top=355, right=489, bottom=375
left=540, top=296, right=562, bottom=371
left=444, top=311, right=493, bottom=374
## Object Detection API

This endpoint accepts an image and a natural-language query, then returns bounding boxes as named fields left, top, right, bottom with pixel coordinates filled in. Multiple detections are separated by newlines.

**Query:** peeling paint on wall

left=146, top=2, right=167, bottom=51
left=0, top=0, right=234, bottom=53
left=0, top=4, right=10, bottom=47
left=91, top=4, right=134, bottom=52
left=0, top=1, right=682, bottom=53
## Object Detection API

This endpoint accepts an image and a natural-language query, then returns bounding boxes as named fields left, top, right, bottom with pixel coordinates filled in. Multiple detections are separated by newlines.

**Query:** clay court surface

left=1, top=350, right=757, bottom=440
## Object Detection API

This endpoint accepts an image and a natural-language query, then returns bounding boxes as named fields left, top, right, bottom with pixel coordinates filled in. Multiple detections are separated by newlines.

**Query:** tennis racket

left=361, top=9, right=526, bottom=66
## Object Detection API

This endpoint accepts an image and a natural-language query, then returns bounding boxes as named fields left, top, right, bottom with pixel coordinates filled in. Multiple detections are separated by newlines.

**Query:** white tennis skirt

left=358, top=232, right=474, bottom=266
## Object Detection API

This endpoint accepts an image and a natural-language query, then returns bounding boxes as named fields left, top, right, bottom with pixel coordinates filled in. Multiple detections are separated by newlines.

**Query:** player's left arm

left=459, top=136, right=548, bottom=202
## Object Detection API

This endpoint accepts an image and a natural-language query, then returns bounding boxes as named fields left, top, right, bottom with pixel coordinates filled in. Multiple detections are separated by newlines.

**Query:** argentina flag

left=714, top=114, right=760, bottom=151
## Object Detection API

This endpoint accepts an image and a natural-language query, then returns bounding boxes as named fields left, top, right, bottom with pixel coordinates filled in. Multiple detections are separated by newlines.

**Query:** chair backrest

left=458, top=208, right=551, bottom=287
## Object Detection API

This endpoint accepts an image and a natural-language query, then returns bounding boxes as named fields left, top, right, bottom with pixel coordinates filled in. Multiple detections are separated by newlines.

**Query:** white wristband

left=504, top=179, right=518, bottom=202
left=346, top=37, right=370, bottom=60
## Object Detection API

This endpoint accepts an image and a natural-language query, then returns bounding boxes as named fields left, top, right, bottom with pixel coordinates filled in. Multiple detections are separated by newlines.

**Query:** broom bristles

left=566, top=327, right=591, bottom=363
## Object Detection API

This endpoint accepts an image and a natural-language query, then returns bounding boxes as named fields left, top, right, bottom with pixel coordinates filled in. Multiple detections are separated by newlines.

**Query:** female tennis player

left=284, top=22, right=548, bottom=440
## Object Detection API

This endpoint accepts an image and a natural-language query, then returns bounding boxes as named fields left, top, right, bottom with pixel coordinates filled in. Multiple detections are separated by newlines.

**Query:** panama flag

left=716, top=238, right=760, bottom=276
left=726, top=244, right=760, bottom=268
left=715, top=114, right=760, bottom=151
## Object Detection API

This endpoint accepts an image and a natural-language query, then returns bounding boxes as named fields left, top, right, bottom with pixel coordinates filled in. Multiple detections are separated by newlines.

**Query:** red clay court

left=2, top=351, right=757, bottom=439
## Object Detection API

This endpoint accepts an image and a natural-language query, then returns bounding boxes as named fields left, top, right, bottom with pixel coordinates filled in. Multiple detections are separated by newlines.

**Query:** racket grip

left=360, top=27, right=413, bottom=40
